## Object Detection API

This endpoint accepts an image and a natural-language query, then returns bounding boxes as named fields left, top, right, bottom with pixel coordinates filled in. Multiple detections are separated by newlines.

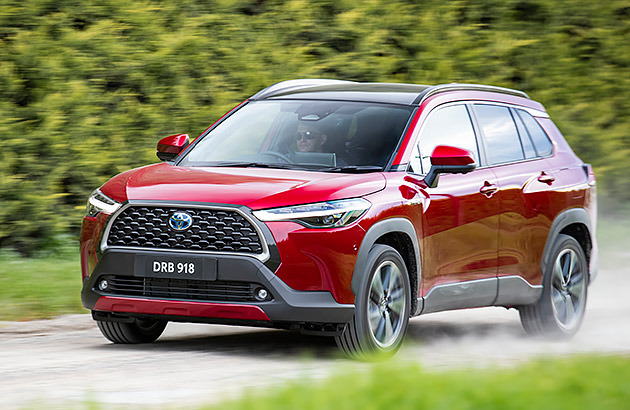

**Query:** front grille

left=102, top=275, right=265, bottom=302
left=106, top=206, right=263, bottom=254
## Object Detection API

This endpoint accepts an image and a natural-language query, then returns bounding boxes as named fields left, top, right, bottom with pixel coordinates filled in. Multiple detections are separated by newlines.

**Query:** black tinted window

left=516, top=109, right=553, bottom=156
left=474, top=104, right=524, bottom=165
left=416, top=104, right=479, bottom=174
left=512, top=108, right=537, bottom=159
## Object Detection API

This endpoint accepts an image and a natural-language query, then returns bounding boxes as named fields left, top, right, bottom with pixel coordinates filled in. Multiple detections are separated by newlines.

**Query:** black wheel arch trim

left=542, top=207, right=596, bottom=279
left=351, top=218, right=421, bottom=313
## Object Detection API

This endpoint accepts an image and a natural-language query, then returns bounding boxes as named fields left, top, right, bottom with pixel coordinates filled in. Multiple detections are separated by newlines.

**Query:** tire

left=96, top=318, right=167, bottom=344
left=519, top=234, right=588, bottom=338
left=335, top=244, right=411, bottom=359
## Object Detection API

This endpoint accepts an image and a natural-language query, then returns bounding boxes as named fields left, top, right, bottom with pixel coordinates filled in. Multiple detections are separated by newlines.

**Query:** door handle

left=479, top=182, right=498, bottom=197
left=538, top=172, right=555, bottom=185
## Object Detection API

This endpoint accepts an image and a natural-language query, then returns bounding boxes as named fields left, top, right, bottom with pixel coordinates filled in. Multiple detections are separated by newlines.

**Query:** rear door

left=471, top=104, right=559, bottom=292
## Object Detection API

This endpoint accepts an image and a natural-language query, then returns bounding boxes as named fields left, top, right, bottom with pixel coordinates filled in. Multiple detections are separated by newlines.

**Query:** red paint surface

left=266, top=221, right=366, bottom=304
left=417, top=168, right=501, bottom=295
left=101, top=163, right=386, bottom=209
left=94, top=296, right=271, bottom=321
left=430, top=145, right=476, bottom=166
left=80, top=212, right=109, bottom=278
left=491, top=158, right=560, bottom=285
left=157, top=134, right=190, bottom=155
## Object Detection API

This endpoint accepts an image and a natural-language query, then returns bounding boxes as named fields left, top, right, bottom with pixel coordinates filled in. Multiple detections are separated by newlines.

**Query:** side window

left=516, top=109, right=553, bottom=156
left=474, top=104, right=525, bottom=165
left=512, top=108, right=537, bottom=159
left=416, top=104, right=479, bottom=174
left=408, top=144, right=422, bottom=174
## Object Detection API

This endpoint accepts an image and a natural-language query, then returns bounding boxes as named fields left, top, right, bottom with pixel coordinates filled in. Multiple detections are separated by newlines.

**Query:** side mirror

left=424, top=145, right=476, bottom=188
left=157, top=134, right=190, bottom=161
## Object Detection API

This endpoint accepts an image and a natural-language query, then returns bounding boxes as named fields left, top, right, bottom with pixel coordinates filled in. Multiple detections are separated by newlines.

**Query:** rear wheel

left=96, top=318, right=167, bottom=344
left=335, top=245, right=410, bottom=358
left=519, top=234, right=588, bottom=338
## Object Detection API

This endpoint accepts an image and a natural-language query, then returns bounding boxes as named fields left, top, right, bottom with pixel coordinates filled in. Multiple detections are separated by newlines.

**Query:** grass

left=0, top=244, right=84, bottom=321
left=199, top=355, right=630, bottom=410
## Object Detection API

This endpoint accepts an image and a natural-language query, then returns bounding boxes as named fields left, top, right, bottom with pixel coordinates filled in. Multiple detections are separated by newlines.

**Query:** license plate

left=134, top=255, right=217, bottom=280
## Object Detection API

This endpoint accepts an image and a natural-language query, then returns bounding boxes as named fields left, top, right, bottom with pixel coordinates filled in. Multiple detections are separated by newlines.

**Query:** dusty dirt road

left=1, top=258, right=629, bottom=409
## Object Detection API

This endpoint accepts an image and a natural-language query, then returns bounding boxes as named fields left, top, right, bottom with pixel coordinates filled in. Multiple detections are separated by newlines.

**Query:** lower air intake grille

left=101, top=275, right=264, bottom=303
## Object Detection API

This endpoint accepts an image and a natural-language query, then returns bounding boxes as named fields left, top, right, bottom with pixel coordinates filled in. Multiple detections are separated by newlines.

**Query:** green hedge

left=1, top=0, right=629, bottom=254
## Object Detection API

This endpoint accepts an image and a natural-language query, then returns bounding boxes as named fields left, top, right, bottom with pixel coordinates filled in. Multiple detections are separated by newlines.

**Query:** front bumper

left=82, top=249, right=355, bottom=326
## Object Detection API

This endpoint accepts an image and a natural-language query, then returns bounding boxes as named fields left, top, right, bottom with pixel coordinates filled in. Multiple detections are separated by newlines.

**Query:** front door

left=408, top=103, right=500, bottom=311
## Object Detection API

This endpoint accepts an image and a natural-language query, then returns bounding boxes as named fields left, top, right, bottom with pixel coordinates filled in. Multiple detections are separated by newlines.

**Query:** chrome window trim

left=471, top=101, right=549, bottom=119
left=100, top=201, right=271, bottom=262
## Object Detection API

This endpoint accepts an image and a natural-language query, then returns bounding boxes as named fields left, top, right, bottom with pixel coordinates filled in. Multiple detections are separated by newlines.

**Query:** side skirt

left=494, top=276, right=542, bottom=306
left=417, top=276, right=542, bottom=315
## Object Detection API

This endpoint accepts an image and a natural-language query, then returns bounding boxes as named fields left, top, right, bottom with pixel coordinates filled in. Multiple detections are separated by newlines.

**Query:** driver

left=295, top=122, right=328, bottom=153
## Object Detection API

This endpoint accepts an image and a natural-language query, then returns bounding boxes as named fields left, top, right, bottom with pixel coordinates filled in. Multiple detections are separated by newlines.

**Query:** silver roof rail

left=414, top=83, right=530, bottom=104
left=251, top=80, right=530, bottom=104
left=251, top=79, right=357, bottom=100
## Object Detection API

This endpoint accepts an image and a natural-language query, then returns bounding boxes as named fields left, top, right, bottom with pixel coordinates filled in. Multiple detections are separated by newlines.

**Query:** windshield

left=179, top=100, right=413, bottom=172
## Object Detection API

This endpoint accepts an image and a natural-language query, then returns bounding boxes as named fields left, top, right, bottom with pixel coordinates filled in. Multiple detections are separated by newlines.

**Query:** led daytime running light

left=87, top=189, right=121, bottom=216
left=253, top=198, right=370, bottom=228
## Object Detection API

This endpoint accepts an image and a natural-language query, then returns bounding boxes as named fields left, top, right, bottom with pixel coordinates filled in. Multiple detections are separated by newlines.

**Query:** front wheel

left=335, top=245, right=411, bottom=359
left=96, top=317, right=167, bottom=344
left=519, top=234, right=588, bottom=338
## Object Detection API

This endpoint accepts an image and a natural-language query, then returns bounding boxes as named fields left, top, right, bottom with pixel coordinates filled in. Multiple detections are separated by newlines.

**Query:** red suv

left=81, top=80, right=598, bottom=356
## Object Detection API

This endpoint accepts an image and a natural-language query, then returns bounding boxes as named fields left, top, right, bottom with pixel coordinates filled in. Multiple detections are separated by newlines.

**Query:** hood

left=100, top=163, right=386, bottom=210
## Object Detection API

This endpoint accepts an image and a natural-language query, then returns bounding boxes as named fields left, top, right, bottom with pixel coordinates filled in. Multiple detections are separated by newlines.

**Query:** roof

left=250, top=79, right=530, bottom=105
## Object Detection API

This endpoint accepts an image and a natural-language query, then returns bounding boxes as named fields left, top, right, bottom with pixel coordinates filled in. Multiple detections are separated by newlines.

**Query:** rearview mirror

left=424, top=145, right=476, bottom=188
left=157, top=134, right=190, bottom=161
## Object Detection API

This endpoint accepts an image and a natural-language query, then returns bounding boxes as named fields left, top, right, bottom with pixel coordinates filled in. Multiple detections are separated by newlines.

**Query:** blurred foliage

left=0, top=0, right=629, bottom=254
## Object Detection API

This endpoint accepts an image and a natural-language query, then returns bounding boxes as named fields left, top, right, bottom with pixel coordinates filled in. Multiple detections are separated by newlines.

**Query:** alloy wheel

left=367, top=260, right=407, bottom=348
left=551, top=248, right=587, bottom=331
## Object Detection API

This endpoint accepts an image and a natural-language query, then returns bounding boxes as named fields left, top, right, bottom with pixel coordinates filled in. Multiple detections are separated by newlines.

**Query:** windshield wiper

left=194, top=162, right=383, bottom=173
left=208, top=161, right=298, bottom=169
left=317, top=165, right=384, bottom=173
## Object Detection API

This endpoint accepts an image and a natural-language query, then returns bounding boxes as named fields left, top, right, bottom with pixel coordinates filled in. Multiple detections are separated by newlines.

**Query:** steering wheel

left=259, top=151, right=294, bottom=164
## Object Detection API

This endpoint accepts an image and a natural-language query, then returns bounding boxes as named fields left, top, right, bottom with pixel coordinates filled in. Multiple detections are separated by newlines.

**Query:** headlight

left=86, top=189, right=121, bottom=217
left=253, top=198, right=370, bottom=229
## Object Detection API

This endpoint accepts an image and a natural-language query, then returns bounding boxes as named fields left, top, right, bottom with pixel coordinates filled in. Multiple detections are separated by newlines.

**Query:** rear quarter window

left=512, top=108, right=537, bottom=159
left=516, top=109, right=554, bottom=156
